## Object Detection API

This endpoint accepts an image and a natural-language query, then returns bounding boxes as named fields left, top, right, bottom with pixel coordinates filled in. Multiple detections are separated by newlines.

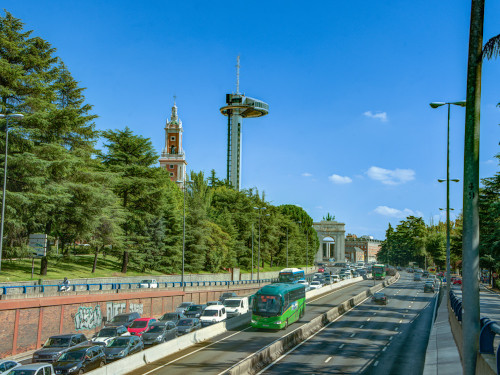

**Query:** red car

left=453, top=278, right=462, bottom=285
left=127, top=318, right=156, bottom=336
left=318, top=268, right=325, bottom=273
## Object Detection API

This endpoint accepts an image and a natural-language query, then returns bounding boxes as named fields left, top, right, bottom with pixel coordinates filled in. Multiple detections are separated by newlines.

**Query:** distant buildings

left=158, top=101, right=187, bottom=187
left=345, top=234, right=382, bottom=262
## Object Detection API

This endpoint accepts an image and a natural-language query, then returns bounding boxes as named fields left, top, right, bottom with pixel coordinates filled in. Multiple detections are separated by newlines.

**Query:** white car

left=297, top=280, right=310, bottom=291
left=139, top=279, right=158, bottom=288
left=309, top=281, right=322, bottom=290
left=0, top=360, right=21, bottom=374
left=92, top=325, right=130, bottom=345
left=331, top=275, right=340, bottom=283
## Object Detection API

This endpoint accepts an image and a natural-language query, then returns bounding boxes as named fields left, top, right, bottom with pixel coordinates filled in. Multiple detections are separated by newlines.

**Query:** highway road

left=128, top=279, right=380, bottom=375
left=259, top=272, right=437, bottom=375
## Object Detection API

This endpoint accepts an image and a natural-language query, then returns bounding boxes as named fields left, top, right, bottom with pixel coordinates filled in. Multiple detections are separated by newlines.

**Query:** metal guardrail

left=451, top=290, right=500, bottom=374
left=0, top=278, right=278, bottom=295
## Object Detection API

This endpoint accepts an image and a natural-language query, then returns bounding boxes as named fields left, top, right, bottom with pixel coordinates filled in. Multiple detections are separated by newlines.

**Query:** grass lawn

left=0, top=255, right=164, bottom=283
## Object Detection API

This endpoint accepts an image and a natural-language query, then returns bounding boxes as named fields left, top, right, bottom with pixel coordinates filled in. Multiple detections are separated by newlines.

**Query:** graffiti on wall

left=106, top=302, right=126, bottom=321
left=74, top=305, right=102, bottom=331
left=129, top=303, right=144, bottom=315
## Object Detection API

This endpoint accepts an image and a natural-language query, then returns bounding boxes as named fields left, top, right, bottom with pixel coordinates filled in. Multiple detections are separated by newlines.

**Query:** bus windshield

left=278, top=268, right=305, bottom=283
left=253, top=295, right=282, bottom=317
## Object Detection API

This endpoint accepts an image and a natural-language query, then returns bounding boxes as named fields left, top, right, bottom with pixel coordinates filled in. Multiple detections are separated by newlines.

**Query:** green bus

left=251, top=283, right=306, bottom=330
left=373, top=264, right=386, bottom=280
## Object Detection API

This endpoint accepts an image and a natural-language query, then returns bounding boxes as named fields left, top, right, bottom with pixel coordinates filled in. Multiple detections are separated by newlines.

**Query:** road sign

left=28, top=234, right=47, bottom=258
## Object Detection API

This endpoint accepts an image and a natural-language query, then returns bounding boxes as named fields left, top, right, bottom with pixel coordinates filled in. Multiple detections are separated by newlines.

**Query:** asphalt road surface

left=128, top=279, right=379, bottom=375
left=259, top=272, right=437, bottom=375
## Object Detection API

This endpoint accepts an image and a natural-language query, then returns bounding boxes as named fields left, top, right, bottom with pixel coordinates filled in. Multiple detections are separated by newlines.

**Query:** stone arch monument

left=312, top=221, right=345, bottom=263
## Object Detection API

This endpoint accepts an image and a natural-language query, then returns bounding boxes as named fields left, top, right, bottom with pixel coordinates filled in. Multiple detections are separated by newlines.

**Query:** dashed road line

left=325, top=356, right=332, bottom=363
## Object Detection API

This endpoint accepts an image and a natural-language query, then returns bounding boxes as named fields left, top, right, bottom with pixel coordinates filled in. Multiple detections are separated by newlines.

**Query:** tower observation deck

left=220, top=58, right=269, bottom=190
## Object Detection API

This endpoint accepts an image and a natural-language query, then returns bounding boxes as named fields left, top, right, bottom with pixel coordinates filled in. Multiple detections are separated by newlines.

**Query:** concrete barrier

left=226, top=274, right=399, bottom=374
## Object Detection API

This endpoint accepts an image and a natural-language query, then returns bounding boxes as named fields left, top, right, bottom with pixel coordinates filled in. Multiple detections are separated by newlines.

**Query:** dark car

left=219, top=292, right=237, bottom=303
left=33, top=334, right=88, bottom=363
left=141, top=322, right=178, bottom=347
left=414, top=273, right=422, bottom=281
left=105, top=312, right=141, bottom=328
left=372, top=292, right=388, bottom=305
left=52, top=345, right=106, bottom=374
left=103, top=336, right=143, bottom=362
left=184, top=304, right=206, bottom=319
left=424, top=282, right=435, bottom=293
left=158, top=312, right=184, bottom=325
left=176, top=318, right=201, bottom=336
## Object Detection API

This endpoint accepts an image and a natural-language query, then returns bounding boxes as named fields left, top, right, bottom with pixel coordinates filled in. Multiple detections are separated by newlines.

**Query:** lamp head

left=430, top=102, right=446, bottom=109
left=450, top=100, right=466, bottom=107
left=437, top=179, right=445, bottom=183
left=451, top=179, right=460, bottom=182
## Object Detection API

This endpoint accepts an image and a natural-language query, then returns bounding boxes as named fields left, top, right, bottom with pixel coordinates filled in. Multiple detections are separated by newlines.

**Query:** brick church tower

left=159, top=101, right=187, bottom=186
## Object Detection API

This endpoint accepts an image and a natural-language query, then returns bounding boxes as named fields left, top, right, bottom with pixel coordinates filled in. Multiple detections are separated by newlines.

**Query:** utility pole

left=462, top=1, right=484, bottom=374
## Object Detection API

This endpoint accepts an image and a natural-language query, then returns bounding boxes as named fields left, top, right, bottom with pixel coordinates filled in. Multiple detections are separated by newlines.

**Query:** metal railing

left=0, top=278, right=278, bottom=295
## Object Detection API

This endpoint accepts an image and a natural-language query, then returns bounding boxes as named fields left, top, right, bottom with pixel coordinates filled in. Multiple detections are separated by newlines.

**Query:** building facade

left=344, top=234, right=382, bottom=262
left=158, top=102, right=187, bottom=186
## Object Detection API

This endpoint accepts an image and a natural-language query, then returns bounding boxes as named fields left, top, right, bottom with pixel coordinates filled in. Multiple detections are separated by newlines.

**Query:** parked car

left=424, top=282, right=435, bottom=293
left=158, top=312, right=184, bottom=325
left=7, top=363, right=55, bottom=375
left=33, top=334, right=89, bottom=363
left=176, top=318, right=202, bottom=335
left=92, top=326, right=130, bottom=345
left=372, top=292, right=388, bottom=305
left=175, top=302, right=195, bottom=315
left=309, top=281, right=322, bottom=290
left=184, top=304, right=207, bottom=319
left=105, top=312, right=141, bottom=328
left=223, top=297, right=249, bottom=318
left=139, top=279, right=158, bottom=288
left=103, top=336, right=143, bottom=362
left=0, top=360, right=21, bottom=374
left=200, top=305, right=227, bottom=327
left=219, top=292, right=238, bottom=303
left=52, top=345, right=106, bottom=374
left=127, top=318, right=156, bottom=336
left=141, top=322, right=178, bottom=347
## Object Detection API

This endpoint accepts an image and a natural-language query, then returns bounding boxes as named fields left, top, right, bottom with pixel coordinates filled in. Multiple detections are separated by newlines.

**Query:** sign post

left=28, top=234, right=47, bottom=279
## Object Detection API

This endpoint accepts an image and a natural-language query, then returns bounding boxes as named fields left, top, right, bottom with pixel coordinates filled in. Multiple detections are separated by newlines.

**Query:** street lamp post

left=430, top=100, right=465, bottom=297
left=0, top=114, right=24, bottom=272
left=176, top=179, right=192, bottom=290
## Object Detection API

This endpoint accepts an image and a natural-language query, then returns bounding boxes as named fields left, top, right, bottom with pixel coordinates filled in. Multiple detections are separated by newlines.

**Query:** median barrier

left=227, top=273, right=399, bottom=374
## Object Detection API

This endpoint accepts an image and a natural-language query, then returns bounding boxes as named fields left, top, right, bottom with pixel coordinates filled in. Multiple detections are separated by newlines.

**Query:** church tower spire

left=159, top=98, right=187, bottom=187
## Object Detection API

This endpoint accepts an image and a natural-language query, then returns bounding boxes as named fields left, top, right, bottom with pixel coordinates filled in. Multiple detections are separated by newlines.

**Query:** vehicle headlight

left=52, top=353, right=60, bottom=359
left=118, top=350, right=126, bottom=357
left=275, top=321, right=282, bottom=324
left=234, top=309, right=239, bottom=312
left=251, top=319, right=256, bottom=323
left=156, top=336, right=163, bottom=341
left=212, top=319, right=217, bottom=322
left=33, top=354, right=39, bottom=359
left=68, top=366, right=78, bottom=373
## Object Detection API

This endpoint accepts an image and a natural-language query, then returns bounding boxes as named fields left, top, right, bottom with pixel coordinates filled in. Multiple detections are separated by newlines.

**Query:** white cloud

left=328, top=174, right=352, bottom=184
left=366, top=166, right=415, bottom=185
left=302, top=172, right=312, bottom=177
left=363, top=111, right=388, bottom=122
left=374, top=206, right=423, bottom=218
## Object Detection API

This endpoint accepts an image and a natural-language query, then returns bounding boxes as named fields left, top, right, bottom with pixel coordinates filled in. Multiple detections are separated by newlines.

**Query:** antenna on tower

left=236, top=55, right=240, bottom=94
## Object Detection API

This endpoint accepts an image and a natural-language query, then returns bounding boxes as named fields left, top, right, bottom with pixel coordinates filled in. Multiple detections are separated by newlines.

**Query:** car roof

left=65, top=345, right=100, bottom=352
left=149, top=321, right=167, bottom=326
left=13, top=364, right=52, bottom=370
left=204, top=304, right=225, bottom=310
left=133, top=317, right=154, bottom=321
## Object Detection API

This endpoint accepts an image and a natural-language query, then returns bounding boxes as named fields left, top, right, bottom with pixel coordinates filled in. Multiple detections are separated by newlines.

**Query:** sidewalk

left=423, top=293, right=462, bottom=375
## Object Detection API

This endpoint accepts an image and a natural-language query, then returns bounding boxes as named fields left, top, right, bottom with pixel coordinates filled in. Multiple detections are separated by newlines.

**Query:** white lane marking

left=325, top=356, right=332, bottom=363
left=374, top=360, right=379, bottom=367
left=373, top=312, right=377, bottom=315
left=389, top=336, right=393, bottom=341
left=359, top=324, right=364, bottom=329
left=339, top=344, right=345, bottom=349
left=350, top=333, right=356, bottom=337
left=395, top=327, right=399, bottom=331
left=382, top=346, right=387, bottom=352
left=253, top=293, right=376, bottom=375
left=143, top=326, right=252, bottom=375
left=399, top=320, right=403, bottom=323
left=367, top=318, right=371, bottom=321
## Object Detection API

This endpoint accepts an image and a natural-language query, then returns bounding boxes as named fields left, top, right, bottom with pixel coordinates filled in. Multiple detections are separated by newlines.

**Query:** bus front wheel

left=283, top=319, right=288, bottom=330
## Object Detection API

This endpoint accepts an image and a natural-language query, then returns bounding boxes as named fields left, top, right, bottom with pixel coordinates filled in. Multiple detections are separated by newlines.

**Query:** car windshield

left=44, top=337, right=71, bottom=347
left=97, top=328, right=117, bottom=337
left=202, top=309, right=219, bottom=317
left=141, top=280, right=153, bottom=283
left=374, top=293, right=385, bottom=298
left=186, top=305, right=202, bottom=312
left=178, top=319, right=194, bottom=326
left=58, top=351, right=85, bottom=361
left=224, top=300, right=241, bottom=307
left=110, top=315, right=129, bottom=323
left=107, top=338, right=131, bottom=347
left=253, top=295, right=282, bottom=317
left=160, top=313, right=178, bottom=321
left=311, top=281, right=320, bottom=285
left=207, top=301, right=220, bottom=306
left=129, top=320, right=148, bottom=328
left=147, top=326, right=165, bottom=333
left=222, top=293, right=235, bottom=298
left=9, top=370, right=37, bottom=375
left=278, top=274, right=294, bottom=283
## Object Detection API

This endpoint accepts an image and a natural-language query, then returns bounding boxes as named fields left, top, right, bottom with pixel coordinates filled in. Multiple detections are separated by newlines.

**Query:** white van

left=200, top=305, right=227, bottom=326
left=223, top=297, right=249, bottom=318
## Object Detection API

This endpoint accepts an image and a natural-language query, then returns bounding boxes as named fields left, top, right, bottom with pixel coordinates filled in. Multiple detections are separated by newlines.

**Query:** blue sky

left=4, top=1, right=499, bottom=240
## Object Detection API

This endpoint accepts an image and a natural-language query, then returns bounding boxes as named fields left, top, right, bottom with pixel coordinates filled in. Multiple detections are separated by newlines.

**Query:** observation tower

left=220, top=56, right=269, bottom=190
